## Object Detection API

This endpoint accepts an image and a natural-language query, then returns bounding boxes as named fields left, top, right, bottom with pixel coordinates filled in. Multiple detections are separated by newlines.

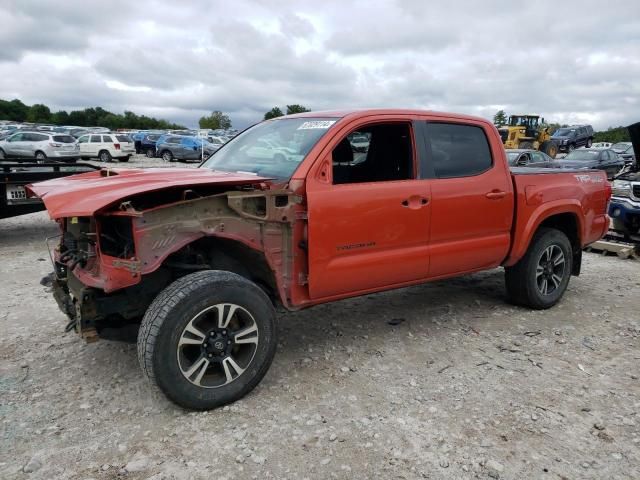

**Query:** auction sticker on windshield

left=297, top=120, right=336, bottom=130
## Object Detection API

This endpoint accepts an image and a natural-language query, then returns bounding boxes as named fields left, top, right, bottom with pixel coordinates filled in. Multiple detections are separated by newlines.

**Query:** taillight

left=114, top=143, right=121, bottom=150
left=49, top=142, right=62, bottom=147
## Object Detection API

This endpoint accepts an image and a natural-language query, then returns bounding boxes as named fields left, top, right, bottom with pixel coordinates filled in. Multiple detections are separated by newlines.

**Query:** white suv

left=0, top=131, right=79, bottom=162
left=77, top=133, right=135, bottom=162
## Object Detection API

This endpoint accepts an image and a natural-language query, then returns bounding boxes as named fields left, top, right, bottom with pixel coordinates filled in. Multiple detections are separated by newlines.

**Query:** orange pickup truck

left=30, top=109, right=611, bottom=410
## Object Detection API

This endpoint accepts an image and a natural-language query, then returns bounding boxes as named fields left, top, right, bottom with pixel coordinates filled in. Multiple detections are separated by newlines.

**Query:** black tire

left=161, top=150, right=173, bottom=162
left=586, top=138, right=593, bottom=148
left=540, top=140, right=558, bottom=159
left=137, top=270, right=277, bottom=410
left=568, top=143, right=575, bottom=152
left=145, top=149, right=155, bottom=158
left=119, top=155, right=130, bottom=163
left=99, top=150, right=112, bottom=162
left=505, top=228, right=573, bottom=310
left=35, top=151, right=47, bottom=161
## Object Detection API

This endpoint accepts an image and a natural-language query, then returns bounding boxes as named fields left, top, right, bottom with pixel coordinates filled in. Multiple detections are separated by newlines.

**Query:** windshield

left=201, top=117, right=338, bottom=178
left=564, top=150, right=600, bottom=160
left=553, top=128, right=573, bottom=136
left=611, top=142, right=630, bottom=152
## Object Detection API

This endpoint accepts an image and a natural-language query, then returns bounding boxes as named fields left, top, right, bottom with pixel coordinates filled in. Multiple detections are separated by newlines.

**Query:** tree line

left=493, top=110, right=630, bottom=141
left=0, top=98, right=185, bottom=130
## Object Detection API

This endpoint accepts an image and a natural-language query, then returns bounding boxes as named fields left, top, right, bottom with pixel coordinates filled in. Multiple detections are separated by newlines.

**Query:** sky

left=0, top=0, right=639, bottom=130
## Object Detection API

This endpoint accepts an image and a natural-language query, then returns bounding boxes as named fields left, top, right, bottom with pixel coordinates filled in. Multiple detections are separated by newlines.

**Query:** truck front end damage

left=31, top=171, right=303, bottom=341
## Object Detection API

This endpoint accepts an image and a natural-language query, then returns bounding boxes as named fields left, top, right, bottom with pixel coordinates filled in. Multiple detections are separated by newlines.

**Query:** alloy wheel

left=536, top=245, right=565, bottom=296
left=177, top=303, right=259, bottom=388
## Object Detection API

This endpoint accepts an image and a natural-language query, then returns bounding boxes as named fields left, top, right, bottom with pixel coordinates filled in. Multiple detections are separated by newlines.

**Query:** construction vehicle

left=497, top=115, right=559, bottom=158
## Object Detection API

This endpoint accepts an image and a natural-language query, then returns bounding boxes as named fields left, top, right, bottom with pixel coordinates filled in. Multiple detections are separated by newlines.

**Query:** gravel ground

left=1, top=156, right=639, bottom=479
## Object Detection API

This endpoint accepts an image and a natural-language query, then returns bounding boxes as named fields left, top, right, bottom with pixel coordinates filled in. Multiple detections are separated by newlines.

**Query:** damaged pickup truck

left=29, top=109, right=611, bottom=410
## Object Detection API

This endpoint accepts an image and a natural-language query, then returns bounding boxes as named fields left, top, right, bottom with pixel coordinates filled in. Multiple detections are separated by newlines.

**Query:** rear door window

left=77, top=135, right=89, bottom=143
left=90, top=135, right=102, bottom=143
left=424, top=123, right=493, bottom=178
left=102, top=135, right=113, bottom=143
left=53, top=135, right=76, bottom=143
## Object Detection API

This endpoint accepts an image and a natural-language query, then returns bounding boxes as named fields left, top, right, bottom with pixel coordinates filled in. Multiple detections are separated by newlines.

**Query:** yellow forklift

left=497, top=115, right=559, bottom=158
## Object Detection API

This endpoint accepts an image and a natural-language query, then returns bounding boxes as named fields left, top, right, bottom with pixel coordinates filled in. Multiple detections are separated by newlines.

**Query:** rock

left=329, top=433, right=337, bottom=442
left=594, top=422, right=605, bottom=430
left=340, top=367, right=350, bottom=373
left=79, top=403, right=91, bottom=410
left=23, top=456, right=42, bottom=473
left=235, top=454, right=245, bottom=464
left=251, top=455, right=265, bottom=465
left=320, top=458, right=331, bottom=465
left=611, top=452, right=623, bottom=460
left=126, top=455, right=150, bottom=472
left=439, top=459, right=449, bottom=468
left=486, top=459, right=504, bottom=478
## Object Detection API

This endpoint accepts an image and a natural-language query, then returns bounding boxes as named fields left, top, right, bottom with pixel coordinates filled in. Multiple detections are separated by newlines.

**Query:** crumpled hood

left=27, top=167, right=269, bottom=218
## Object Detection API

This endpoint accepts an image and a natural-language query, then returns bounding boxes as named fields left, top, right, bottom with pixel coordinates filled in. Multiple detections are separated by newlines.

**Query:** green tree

left=26, top=103, right=52, bottom=123
left=199, top=110, right=232, bottom=129
left=493, top=110, right=507, bottom=125
left=264, top=106, right=284, bottom=120
left=51, top=110, right=69, bottom=125
left=286, top=104, right=311, bottom=115
left=593, top=126, right=630, bottom=143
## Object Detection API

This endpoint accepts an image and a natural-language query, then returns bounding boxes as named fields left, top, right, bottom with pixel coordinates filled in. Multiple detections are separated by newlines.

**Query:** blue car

left=155, top=135, right=218, bottom=162
left=608, top=122, right=639, bottom=236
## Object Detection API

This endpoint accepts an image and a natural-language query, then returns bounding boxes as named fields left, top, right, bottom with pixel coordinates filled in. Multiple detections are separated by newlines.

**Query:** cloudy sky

left=1, top=0, right=639, bottom=129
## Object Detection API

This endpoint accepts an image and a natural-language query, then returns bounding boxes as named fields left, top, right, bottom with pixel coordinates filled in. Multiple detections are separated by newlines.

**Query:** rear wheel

left=137, top=271, right=277, bottom=410
left=540, top=140, right=558, bottom=158
left=99, top=150, right=112, bottom=162
left=35, top=151, right=47, bottom=162
left=505, top=228, right=572, bottom=309
left=161, top=150, right=173, bottom=162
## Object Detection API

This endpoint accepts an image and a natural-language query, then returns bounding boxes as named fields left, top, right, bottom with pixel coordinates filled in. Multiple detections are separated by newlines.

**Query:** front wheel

left=145, top=149, right=155, bottom=158
left=505, top=228, right=572, bottom=309
left=161, top=150, right=173, bottom=162
left=137, top=271, right=278, bottom=410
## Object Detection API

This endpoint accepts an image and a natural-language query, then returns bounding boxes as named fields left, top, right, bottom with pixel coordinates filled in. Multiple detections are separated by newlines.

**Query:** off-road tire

left=99, top=150, right=112, bottom=162
left=540, top=140, right=558, bottom=158
left=137, top=270, right=277, bottom=410
left=505, top=228, right=572, bottom=310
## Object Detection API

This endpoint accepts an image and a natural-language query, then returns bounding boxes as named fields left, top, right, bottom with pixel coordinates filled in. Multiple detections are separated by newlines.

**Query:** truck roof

left=283, top=108, right=491, bottom=125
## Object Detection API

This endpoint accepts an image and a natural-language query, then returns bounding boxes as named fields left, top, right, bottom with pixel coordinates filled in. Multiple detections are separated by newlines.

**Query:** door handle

left=401, top=197, right=429, bottom=208
left=486, top=190, right=507, bottom=200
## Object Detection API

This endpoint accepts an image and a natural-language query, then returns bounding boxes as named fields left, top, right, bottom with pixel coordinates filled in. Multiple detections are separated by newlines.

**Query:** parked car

left=611, top=142, right=636, bottom=166
left=0, top=131, right=79, bottom=162
left=76, top=133, right=135, bottom=162
left=506, top=149, right=556, bottom=168
left=609, top=124, right=639, bottom=235
left=140, top=133, right=163, bottom=157
left=155, top=135, right=217, bottom=162
left=30, top=108, right=611, bottom=410
left=554, top=148, right=625, bottom=178
left=551, top=125, right=594, bottom=152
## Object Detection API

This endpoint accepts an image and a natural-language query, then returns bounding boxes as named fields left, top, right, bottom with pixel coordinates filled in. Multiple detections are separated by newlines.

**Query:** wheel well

left=161, top=236, right=279, bottom=303
left=35, top=150, right=46, bottom=156
left=538, top=213, right=582, bottom=275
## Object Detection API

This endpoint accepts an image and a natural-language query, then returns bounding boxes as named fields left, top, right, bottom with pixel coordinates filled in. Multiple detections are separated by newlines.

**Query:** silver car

left=0, top=131, right=80, bottom=162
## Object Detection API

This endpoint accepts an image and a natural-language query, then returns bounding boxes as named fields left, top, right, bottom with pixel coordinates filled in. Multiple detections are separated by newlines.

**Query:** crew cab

left=29, top=109, right=611, bottom=410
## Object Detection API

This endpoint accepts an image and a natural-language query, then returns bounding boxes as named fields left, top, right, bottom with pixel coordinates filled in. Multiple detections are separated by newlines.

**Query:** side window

left=425, top=123, right=492, bottom=178
left=78, top=135, right=88, bottom=143
left=90, top=135, right=102, bottom=143
left=9, top=133, right=24, bottom=142
left=102, top=135, right=113, bottom=143
left=530, top=152, right=544, bottom=163
left=331, top=123, right=414, bottom=185
left=168, top=137, right=181, bottom=144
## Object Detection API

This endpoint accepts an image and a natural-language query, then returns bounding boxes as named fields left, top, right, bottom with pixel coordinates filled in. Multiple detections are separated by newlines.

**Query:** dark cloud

left=0, top=0, right=638, bottom=129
